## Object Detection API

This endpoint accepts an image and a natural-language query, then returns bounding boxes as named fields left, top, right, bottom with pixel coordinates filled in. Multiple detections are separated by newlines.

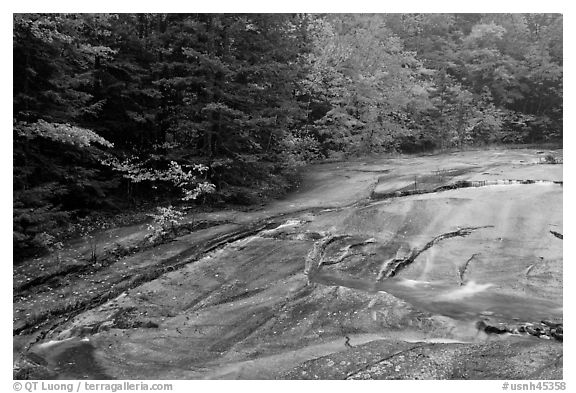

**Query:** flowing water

left=311, top=272, right=562, bottom=325
left=15, top=149, right=563, bottom=379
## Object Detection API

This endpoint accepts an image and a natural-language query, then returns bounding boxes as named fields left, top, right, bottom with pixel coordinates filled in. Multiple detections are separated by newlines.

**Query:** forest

left=13, top=13, right=563, bottom=262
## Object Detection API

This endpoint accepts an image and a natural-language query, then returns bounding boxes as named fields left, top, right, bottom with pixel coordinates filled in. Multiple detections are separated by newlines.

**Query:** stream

left=14, top=149, right=563, bottom=380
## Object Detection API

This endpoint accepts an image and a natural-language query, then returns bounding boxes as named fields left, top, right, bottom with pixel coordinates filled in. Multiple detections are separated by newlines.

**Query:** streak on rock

left=322, top=239, right=377, bottom=267
left=371, top=178, right=562, bottom=200
left=378, top=226, right=493, bottom=280
left=376, top=257, right=398, bottom=281
left=550, top=230, right=563, bottom=240
left=344, top=336, right=353, bottom=348
left=304, top=234, right=350, bottom=282
left=458, top=253, right=479, bottom=285
left=14, top=221, right=280, bottom=338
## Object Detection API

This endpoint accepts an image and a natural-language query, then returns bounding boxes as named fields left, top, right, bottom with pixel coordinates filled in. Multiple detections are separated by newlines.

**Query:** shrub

left=146, top=206, right=184, bottom=243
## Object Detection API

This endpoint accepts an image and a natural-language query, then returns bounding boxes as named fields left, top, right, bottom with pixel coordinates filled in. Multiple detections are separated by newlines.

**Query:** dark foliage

left=13, top=13, right=562, bottom=261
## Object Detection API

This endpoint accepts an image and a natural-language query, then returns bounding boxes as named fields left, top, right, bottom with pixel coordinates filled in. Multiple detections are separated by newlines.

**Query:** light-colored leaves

left=100, top=156, right=215, bottom=202
left=15, top=120, right=113, bottom=148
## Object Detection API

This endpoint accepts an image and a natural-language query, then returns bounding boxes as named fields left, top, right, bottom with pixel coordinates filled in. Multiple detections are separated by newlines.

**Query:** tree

left=385, top=13, right=562, bottom=147
left=303, top=14, right=432, bottom=155
left=12, top=13, right=563, bottom=261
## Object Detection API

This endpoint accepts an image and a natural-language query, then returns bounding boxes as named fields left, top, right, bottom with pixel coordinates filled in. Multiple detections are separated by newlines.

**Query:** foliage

left=381, top=13, right=562, bottom=150
left=12, top=13, right=562, bottom=261
left=15, top=120, right=113, bottom=148
left=146, top=206, right=184, bottom=243
left=302, top=15, right=433, bottom=154
left=100, top=155, right=215, bottom=201
left=13, top=192, right=71, bottom=260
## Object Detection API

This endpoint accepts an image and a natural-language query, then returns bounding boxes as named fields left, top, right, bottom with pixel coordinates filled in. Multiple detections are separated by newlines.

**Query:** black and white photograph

left=11, top=8, right=565, bottom=384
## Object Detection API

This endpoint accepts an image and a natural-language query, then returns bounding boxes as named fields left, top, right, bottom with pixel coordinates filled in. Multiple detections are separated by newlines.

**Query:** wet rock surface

left=13, top=149, right=562, bottom=379
left=285, top=339, right=562, bottom=380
